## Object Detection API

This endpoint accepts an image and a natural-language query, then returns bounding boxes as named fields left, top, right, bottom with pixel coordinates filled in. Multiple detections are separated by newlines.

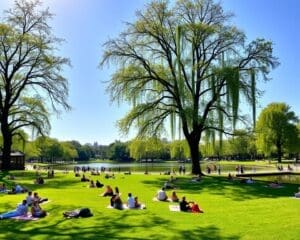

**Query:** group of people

left=79, top=174, right=105, bottom=188
left=179, top=196, right=204, bottom=213
left=155, top=187, right=204, bottom=213
left=0, top=183, right=7, bottom=193
left=89, top=180, right=104, bottom=188
left=0, top=191, right=47, bottom=220
left=102, top=185, right=144, bottom=210
left=205, top=164, right=221, bottom=175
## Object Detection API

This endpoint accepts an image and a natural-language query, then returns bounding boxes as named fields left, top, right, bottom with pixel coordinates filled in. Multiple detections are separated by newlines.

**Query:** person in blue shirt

left=127, top=193, right=135, bottom=209
left=0, top=200, right=28, bottom=219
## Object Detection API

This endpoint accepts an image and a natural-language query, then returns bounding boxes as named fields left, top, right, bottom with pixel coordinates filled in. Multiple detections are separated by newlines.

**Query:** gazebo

left=0, top=151, right=25, bottom=170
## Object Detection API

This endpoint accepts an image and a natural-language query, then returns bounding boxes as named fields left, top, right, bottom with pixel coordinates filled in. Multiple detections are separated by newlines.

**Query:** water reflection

left=61, top=161, right=277, bottom=174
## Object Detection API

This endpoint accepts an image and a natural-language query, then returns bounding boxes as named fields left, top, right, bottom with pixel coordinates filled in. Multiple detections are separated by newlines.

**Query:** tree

left=35, top=136, right=63, bottom=162
left=256, top=103, right=299, bottom=162
left=61, top=142, right=78, bottom=161
left=226, top=129, right=256, bottom=160
left=169, top=140, right=190, bottom=160
left=129, top=137, right=170, bottom=161
left=0, top=0, right=70, bottom=170
left=100, top=0, right=278, bottom=174
left=108, top=141, right=130, bottom=162
left=128, top=138, right=146, bottom=161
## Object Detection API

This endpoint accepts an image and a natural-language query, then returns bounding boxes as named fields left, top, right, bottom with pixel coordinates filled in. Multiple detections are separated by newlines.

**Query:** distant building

left=0, top=151, right=25, bottom=170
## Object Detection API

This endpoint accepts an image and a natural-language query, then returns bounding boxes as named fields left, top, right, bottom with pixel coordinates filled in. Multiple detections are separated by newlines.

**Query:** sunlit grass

left=0, top=170, right=299, bottom=240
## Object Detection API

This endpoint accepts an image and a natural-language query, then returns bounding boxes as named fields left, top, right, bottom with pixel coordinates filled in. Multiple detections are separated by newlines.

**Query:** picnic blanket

left=107, top=204, right=146, bottom=210
left=290, top=197, right=300, bottom=200
left=152, top=197, right=171, bottom=202
left=169, top=205, right=180, bottom=212
left=11, top=214, right=40, bottom=221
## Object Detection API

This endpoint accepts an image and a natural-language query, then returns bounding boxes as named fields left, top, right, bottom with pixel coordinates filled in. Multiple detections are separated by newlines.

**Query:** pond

left=47, top=161, right=300, bottom=184
left=54, top=161, right=280, bottom=174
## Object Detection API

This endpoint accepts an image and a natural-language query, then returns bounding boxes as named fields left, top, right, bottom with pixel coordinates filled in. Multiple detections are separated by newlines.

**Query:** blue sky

left=0, top=0, right=299, bottom=145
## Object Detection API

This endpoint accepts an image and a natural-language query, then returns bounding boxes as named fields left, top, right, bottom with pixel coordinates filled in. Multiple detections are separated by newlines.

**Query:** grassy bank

left=0, top=170, right=299, bottom=240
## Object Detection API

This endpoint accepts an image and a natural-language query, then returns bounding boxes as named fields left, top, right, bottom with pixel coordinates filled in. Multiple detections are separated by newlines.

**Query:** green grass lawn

left=0, top=170, right=299, bottom=240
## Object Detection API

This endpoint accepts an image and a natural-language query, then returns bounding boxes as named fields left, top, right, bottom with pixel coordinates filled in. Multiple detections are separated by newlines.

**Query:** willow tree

left=100, top=0, right=278, bottom=174
left=0, top=0, right=70, bottom=170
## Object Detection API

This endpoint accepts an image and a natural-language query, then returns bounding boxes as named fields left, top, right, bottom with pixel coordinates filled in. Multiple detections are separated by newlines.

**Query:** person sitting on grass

left=190, top=202, right=204, bottom=213
left=102, top=185, right=114, bottom=197
left=89, top=180, right=96, bottom=188
left=31, top=201, right=47, bottom=218
left=0, top=183, right=7, bottom=193
left=33, top=192, right=48, bottom=204
left=179, top=196, right=203, bottom=213
left=245, top=177, right=254, bottom=184
left=111, top=188, right=123, bottom=210
left=127, top=193, right=135, bottom=209
left=164, top=180, right=174, bottom=189
left=0, top=200, right=28, bottom=219
left=134, top=196, right=142, bottom=209
left=179, top=196, right=191, bottom=212
left=156, top=187, right=168, bottom=201
left=110, top=187, right=120, bottom=206
left=294, top=187, right=300, bottom=198
left=26, top=191, right=34, bottom=206
left=81, top=174, right=89, bottom=182
left=170, top=191, right=179, bottom=202
left=268, top=180, right=282, bottom=188
left=227, top=173, right=233, bottom=181
left=169, top=175, right=177, bottom=183
left=96, top=180, right=104, bottom=188
left=34, top=176, right=44, bottom=185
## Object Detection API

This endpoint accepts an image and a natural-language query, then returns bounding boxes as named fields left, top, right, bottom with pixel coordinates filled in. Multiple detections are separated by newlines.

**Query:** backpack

left=78, top=208, right=93, bottom=217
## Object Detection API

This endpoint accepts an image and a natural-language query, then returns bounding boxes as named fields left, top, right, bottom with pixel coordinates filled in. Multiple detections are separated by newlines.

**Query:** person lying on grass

left=8, top=184, right=28, bottom=194
left=0, top=200, right=28, bottom=219
left=179, top=196, right=204, bottom=213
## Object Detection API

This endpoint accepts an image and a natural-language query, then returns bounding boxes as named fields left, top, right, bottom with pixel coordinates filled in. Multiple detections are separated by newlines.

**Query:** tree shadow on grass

left=0, top=209, right=239, bottom=240
left=1, top=170, right=86, bottom=191
left=141, top=176, right=297, bottom=201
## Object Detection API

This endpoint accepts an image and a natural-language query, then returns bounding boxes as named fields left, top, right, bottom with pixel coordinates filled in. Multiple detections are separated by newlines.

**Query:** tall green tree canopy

left=129, top=137, right=169, bottom=161
left=100, top=0, right=278, bottom=174
left=0, top=0, right=70, bottom=169
left=256, top=102, right=299, bottom=162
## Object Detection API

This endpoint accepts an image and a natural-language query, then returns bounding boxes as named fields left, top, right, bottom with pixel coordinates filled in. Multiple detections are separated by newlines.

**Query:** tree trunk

left=1, top=121, right=12, bottom=170
left=276, top=141, right=282, bottom=163
left=187, top=136, right=202, bottom=175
